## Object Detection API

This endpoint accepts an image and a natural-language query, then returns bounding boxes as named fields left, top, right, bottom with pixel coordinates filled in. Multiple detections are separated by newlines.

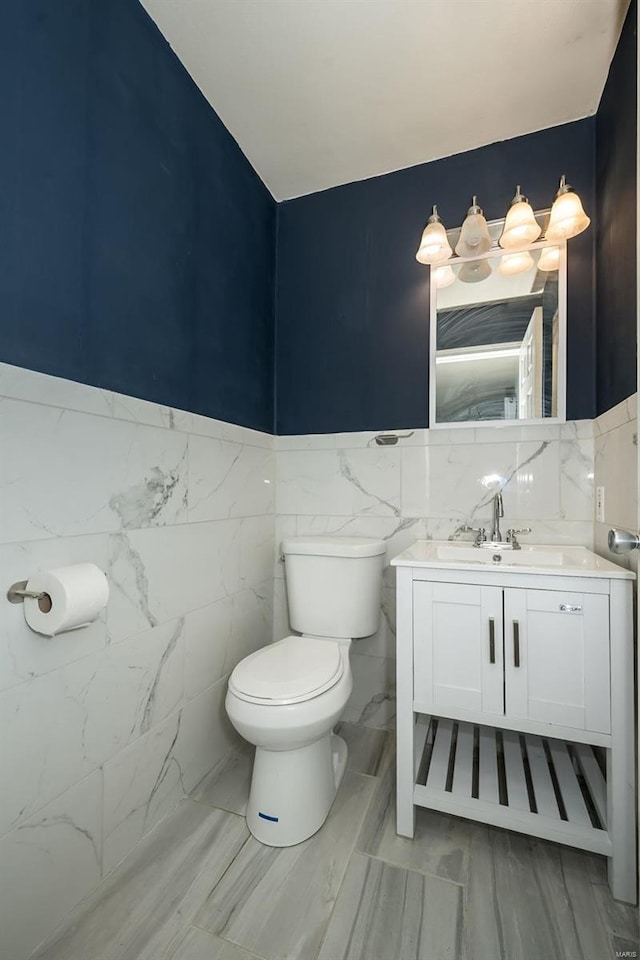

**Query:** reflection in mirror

left=431, top=240, right=566, bottom=426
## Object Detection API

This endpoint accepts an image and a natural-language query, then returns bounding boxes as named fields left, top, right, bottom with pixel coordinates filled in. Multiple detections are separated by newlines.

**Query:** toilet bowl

left=225, top=536, right=385, bottom=847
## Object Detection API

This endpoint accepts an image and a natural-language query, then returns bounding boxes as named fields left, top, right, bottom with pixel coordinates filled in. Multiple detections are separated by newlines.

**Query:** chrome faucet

left=490, top=492, right=504, bottom=543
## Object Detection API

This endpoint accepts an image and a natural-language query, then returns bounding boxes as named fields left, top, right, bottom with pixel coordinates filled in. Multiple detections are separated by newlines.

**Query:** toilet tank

left=282, top=536, right=385, bottom=639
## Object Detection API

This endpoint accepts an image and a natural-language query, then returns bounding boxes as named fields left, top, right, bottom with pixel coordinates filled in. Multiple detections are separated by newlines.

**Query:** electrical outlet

left=596, top=486, right=605, bottom=522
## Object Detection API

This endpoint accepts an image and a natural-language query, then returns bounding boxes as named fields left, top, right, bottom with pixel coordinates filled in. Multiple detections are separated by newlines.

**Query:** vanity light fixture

left=546, top=175, right=590, bottom=241
left=415, top=205, right=453, bottom=265
left=497, top=250, right=535, bottom=276
left=538, top=245, right=561, bottom=271
left=499, top=186, right=541, bottom=249
left=433, top=264, right=455, bottom=289
left=455, top=196, right=491, bottom=257
left=458, top=258, right=492, bottom=283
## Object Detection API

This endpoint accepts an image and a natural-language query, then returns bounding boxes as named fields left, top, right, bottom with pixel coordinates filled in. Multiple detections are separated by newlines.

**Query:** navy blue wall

left=275, top=120, right=596, bottom=434
left=2, top=0, right=276, bottom=432
left=595, top=0, right=637, bottom=416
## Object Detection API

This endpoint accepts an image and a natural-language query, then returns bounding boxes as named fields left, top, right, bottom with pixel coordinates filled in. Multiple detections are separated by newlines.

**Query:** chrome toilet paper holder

left=7, top=580, right=49, bottom=604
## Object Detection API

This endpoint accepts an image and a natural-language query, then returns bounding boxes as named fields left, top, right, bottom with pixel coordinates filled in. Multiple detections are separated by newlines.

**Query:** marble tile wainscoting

left=274, top=420, right=596, bottom=731
left=593, top=393, right=639, bottom=576
left=0, top=363, right=275, bottom=960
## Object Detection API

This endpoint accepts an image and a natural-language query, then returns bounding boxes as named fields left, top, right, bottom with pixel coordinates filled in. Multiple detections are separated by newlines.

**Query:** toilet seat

left=229, top=636, right=344, bottom=705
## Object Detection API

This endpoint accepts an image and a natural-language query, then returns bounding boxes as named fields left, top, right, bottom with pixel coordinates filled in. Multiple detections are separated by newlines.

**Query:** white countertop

left=390, top=540, right=636, bottom=580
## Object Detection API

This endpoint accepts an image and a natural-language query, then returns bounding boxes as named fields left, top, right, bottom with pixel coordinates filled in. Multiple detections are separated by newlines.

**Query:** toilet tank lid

left=282, top=536, right=386, bottom=558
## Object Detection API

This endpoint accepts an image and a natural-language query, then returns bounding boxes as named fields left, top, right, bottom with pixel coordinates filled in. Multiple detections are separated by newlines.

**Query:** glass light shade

left=416, top=220, right=452, bottom=264
left=433, top=265, right=455, bottom=289
left=546, top=182, right=590, bottom=241
left=415, top=205, right=452, bottom=265
left=499, top=187, right=541, bottom=249
left=458, top=258, right=492, bottom=283
left=538, top=245, right=560, bottom=271
left=498, top=251, right=535, bottom=276
left=455, top=197, right=491, bottom=257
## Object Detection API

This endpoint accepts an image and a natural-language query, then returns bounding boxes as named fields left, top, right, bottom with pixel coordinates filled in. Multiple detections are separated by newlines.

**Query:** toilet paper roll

left=23, top=563, right=109, bottom=637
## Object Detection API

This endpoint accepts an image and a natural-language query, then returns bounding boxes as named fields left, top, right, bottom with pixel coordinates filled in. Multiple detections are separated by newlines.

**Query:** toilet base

left=246, top=732, right=348, bottom=846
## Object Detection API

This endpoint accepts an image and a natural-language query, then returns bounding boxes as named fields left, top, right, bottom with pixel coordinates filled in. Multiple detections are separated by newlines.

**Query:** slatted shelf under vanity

left=412, top=716, right=612, bottom=856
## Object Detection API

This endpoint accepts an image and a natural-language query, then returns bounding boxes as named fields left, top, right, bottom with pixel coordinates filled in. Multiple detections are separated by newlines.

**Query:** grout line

left=360, top=848, right=467, bottom=891
left=189, top=922, right=267, bottom=959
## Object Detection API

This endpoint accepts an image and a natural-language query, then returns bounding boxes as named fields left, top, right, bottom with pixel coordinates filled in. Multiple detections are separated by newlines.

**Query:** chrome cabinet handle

left=489, top=618, right=496, bottom=664
left=513, top=621, right=520, bottom=668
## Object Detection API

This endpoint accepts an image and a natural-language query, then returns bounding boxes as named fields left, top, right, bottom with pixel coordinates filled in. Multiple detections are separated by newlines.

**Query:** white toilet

left=225, top=535, right=385, bottom=847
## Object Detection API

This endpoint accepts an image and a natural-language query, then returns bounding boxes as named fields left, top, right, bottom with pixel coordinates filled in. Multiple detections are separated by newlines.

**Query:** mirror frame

left=429, top=235, right=567, bottom=430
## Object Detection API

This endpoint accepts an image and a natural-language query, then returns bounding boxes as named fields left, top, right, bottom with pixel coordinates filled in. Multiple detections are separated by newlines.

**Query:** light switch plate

left=596, top=486, right=605, bottom=522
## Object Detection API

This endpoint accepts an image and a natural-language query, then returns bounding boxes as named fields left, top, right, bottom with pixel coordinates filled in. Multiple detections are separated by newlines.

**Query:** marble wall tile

left=102, top=710, right=186, bottom=875
left=1, top=657, right=103, bottom=836
left=107, top=516, right=274, bottom=643
left=274, top=433, right=337, bottom=451
left=401, top=446, right=430, bottom=517
left=594, top=419, right=637, bottom=530
left=1, top=617, right=184, bottom=837
left=227, top=579, right=274, bottom=675
left=184, top=598, right=233, bottom=700
left=426, top=517, right=595, bottom=549
left=426, top=439, right=561, bottom=523
left=188, top=436, right=274, bottom=522
left=276, top=447, right=401, bottom=517
left=0, top=362, right=112, bottom=418
left=472, top=423, right=561, bottom=444
left=560, top=436, right=595, bottom=521
left=593, top=393, right=637, bottom=436
left=176, top=678, right=240, bottom=794
left=0, top=365, right=274, bottom=958
left=1, top=399, right=188, bottom=543
left=560, top=420, right=595, bottom=441
left=342, top=653, right=396, bottom=730
left=0, top=770, right=102, bottom=960
left=222, top=421, right=274, bottom=450
left=106, top=391, right=184, bottom=432
left=594, top=395, right=638, bottom=575
left=0, top=533, right=109, bottom=691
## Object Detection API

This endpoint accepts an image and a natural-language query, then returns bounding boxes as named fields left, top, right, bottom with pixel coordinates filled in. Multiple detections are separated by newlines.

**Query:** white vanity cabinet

left=392, top=542, right=636, bottom=904
left=413, top=583, right=611, bottom=734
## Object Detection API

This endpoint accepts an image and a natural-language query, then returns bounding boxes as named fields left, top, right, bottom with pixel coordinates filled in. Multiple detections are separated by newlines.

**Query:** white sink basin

left=435, top=544, right=564, bottom=567
left=390, top=540, right=636, bottom=580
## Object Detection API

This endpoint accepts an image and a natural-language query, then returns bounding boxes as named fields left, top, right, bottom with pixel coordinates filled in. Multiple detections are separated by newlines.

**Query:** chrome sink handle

left=459, top=525, right=487, bottom=547
left=506, top=528, right=532, bottom=550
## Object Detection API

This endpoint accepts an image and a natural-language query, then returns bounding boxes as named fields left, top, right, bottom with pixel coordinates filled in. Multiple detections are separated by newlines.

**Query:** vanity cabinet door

left=413, top=582, right=504, bottom=716
left=504, top=588, right=610, bottom=734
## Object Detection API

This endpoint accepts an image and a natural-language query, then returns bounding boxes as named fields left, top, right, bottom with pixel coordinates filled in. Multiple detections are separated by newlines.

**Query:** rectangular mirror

left=429, top=229, right=566, bottom=428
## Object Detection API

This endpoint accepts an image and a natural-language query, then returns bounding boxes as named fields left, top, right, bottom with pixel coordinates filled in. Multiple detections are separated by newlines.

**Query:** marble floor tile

left=356, top=766, right=474, bottom=886
left=318, top=851, right=463, bottom=960
left=168, top=926, right=261, bottom=960
left=613, top=935, right=640, bottom=957
left=192, top=746, right=254, bottom=816
left=465, top=828, right=620, bottom=960
left=335, top=721, right=394, bottom=778
left=194, top=771, right=376, bottom=960
left=35, top=800, right=249, bottom=960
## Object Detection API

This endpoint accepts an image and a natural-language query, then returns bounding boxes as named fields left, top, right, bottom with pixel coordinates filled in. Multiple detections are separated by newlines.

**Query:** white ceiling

left=140, top=0, right=629, bottom=201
